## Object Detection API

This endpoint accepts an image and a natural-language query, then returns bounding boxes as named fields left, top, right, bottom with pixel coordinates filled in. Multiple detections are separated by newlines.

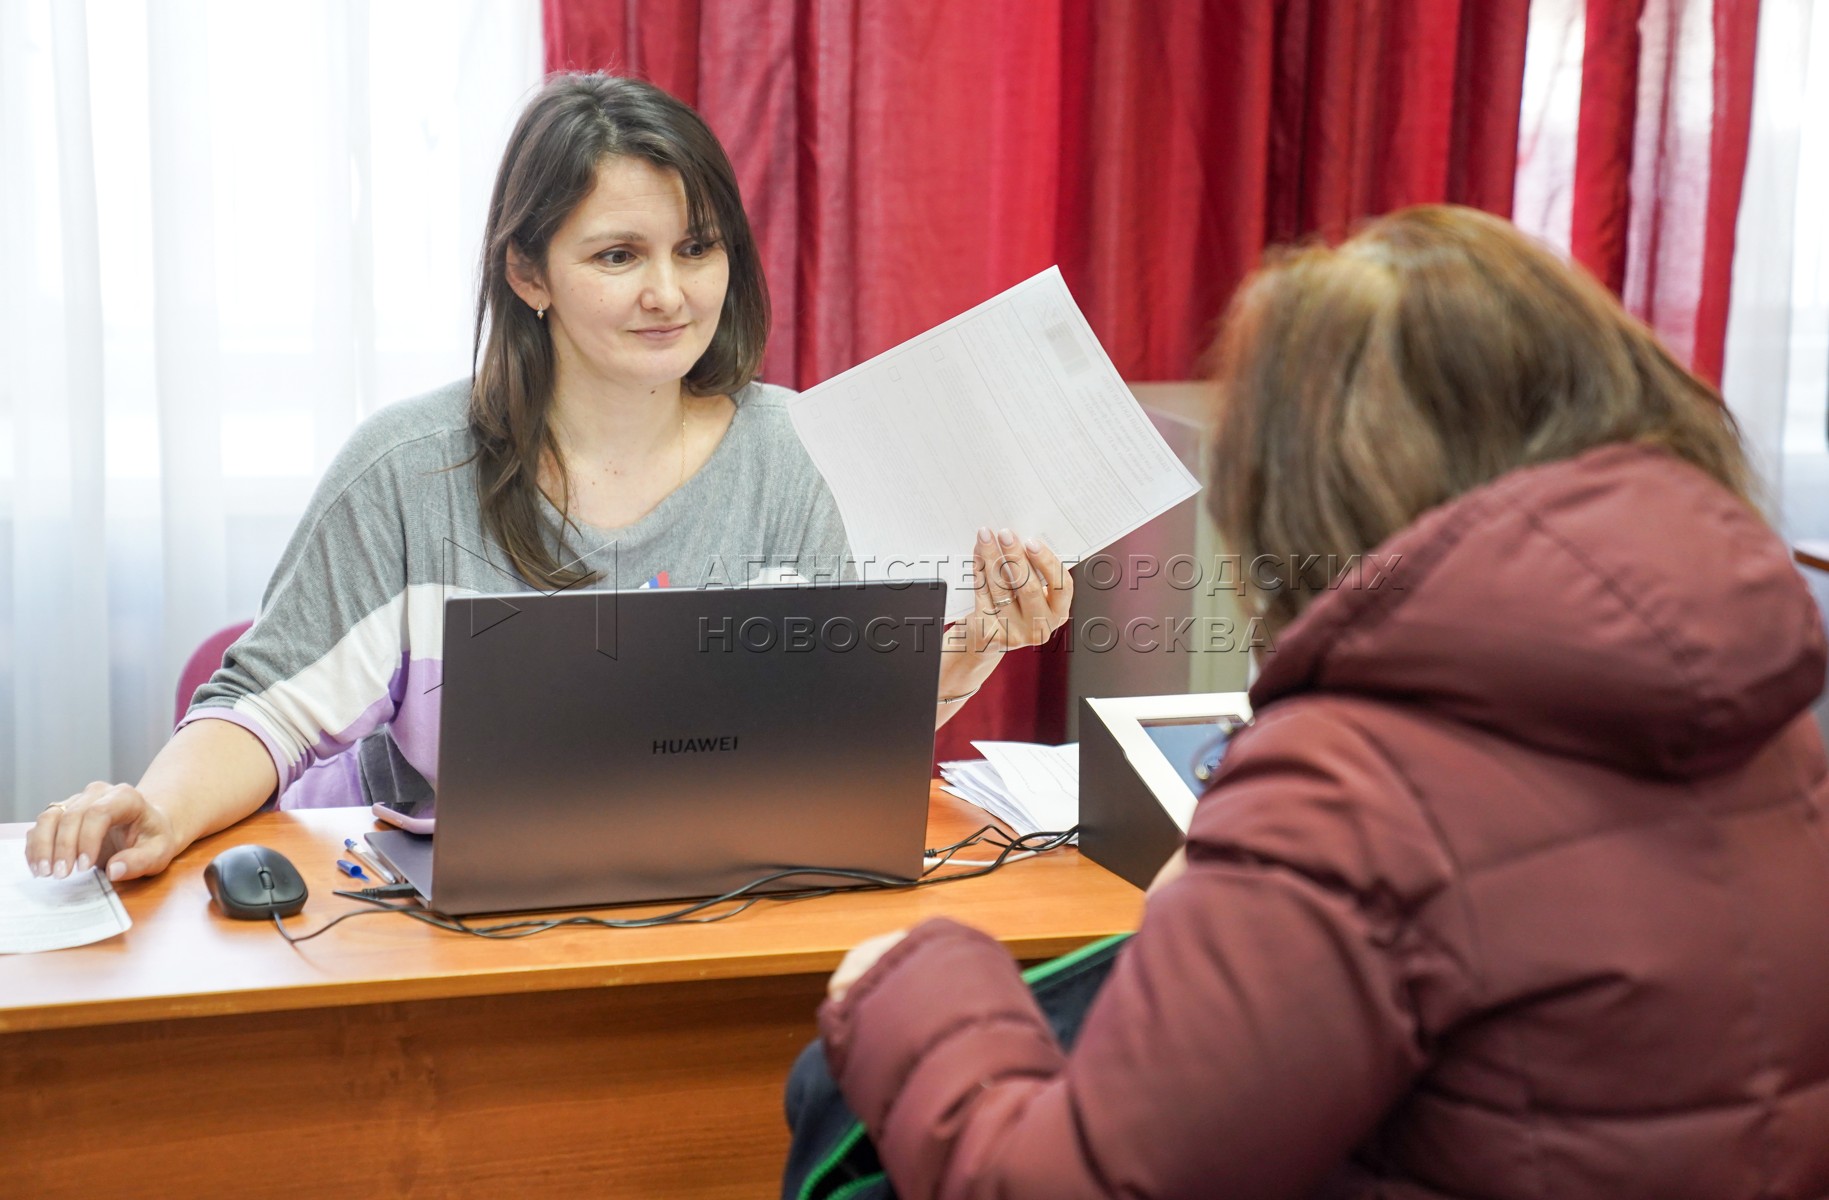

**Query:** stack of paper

left=939, top=741, right=1079, bottom=837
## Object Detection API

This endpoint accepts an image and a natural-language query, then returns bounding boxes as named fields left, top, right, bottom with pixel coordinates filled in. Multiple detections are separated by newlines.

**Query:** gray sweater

left=180, top=378, right=851, bottom=808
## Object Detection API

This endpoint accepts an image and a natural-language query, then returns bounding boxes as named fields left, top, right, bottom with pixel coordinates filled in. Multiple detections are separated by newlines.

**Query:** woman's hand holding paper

left=958, top=526, right=1074, bottom=653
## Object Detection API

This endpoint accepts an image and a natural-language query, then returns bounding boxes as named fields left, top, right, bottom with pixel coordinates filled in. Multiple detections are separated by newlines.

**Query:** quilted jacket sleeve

left=818, top=703, right=1477, bottom=1200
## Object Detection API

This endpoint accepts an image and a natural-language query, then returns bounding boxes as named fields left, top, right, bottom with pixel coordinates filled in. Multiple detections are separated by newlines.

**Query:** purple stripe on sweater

left=387, top=657, right=443, bottom=784
left=279, top=751, right=364, bottom=810
left=181, top=654, right=448, bottom=810
left=300, top=653, right=411, bottom=761
left=279, top=655, right=444, bottom=809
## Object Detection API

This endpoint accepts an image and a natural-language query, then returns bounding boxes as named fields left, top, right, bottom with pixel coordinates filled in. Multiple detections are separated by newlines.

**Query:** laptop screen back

left=427, top=580, right=946, bottom=914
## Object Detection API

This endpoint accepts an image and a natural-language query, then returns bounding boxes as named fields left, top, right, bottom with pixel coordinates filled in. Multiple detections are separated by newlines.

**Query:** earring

left=535, top=306, right=546, bottom=321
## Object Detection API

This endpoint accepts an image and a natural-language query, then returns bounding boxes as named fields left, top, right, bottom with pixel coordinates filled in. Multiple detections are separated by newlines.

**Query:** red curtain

left=543, top=0, right=1529, bottom=760
left=1568, top=0, right=1760, bottom=384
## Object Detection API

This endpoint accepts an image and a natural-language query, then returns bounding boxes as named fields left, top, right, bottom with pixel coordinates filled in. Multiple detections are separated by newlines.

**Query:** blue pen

left=344, top=838, right=399, bottom=883
left=335, top=859, right=370, bottom=881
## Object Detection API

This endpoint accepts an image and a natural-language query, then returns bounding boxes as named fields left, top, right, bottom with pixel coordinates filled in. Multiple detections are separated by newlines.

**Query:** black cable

left=925, top=824, right=1006, bottom=857
left=271, top=826, right=1080, bottom=946
left=271, top=905, right=403, bottom=944
left=920, top=823, right=1036, bottom=874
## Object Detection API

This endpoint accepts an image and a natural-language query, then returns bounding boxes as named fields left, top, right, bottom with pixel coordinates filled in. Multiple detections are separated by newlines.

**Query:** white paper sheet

left=787, top=267, right=1202, bottom=621
left=974, top=741, right=1080, bottom=833
left=940, top=742, right=1080, bottom=837
left=939, top=760, right=1028, bottom=832
left=0, top=840, right=132, bottom=953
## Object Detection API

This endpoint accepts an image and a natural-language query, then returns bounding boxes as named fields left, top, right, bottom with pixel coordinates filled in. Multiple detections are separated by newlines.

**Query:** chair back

left=174, top=620, right=254, bottom=726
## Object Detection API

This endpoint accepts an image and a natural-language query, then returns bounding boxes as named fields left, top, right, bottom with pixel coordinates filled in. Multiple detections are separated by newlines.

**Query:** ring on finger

left=991, top=597, right=1014, bottom=610
left=42, top=800, right=69, bottom=814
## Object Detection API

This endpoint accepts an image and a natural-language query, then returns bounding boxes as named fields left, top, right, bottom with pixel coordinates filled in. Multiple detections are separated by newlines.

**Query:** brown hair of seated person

left=1204, top=203, right=1753, bottom=633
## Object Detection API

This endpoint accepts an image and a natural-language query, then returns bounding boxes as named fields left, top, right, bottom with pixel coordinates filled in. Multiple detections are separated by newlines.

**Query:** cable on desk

left=923, top=823, right=1074, bottom=871
left=269, top=826, right=1080, bottom=945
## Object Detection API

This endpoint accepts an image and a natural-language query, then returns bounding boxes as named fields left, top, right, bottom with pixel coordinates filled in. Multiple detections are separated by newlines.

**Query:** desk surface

left=0, top=786, right=1141, bottom=1033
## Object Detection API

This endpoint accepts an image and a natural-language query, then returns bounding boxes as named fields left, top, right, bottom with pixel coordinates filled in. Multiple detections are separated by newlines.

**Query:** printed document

left=0, top=840, right=132, bottom=953
left=940, top=742, right=1079, bottom=837
left=787, top=267, right=1201, bottom=620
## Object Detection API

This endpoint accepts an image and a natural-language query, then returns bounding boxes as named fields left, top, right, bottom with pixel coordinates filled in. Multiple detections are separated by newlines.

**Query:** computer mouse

left=205, top=844, right=308, bottom=919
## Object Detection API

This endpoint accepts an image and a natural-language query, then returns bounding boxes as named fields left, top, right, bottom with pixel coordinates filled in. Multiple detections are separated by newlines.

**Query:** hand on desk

left=25, top=782, right=180, bottom=882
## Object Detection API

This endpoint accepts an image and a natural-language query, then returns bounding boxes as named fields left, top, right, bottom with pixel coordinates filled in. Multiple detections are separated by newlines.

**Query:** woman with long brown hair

left=811, top=205, right=1829, bottom=1198
left=25, top=74, right=1070, bottom=883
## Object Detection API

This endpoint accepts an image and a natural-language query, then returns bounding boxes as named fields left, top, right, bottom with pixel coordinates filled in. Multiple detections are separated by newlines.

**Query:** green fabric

left=797, top=932, right=1134, bottom=1200
left=1021, top=932, right=1131, bottom=986
left=827, top=1174, right=889, bottom=1200
left=799, top=1122, right=873, bottom=1200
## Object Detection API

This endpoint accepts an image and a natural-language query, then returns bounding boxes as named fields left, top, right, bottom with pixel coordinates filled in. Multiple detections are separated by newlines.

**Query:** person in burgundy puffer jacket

left=814, top=205, right=1829, bottom=1199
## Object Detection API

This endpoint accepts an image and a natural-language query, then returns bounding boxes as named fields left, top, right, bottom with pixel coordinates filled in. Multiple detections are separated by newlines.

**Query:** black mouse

left=205, top=844, right=308, bottom=919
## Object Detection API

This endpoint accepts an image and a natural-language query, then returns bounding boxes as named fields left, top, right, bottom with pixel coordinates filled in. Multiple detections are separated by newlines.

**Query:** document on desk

left=940, top=742, right=1079, bottom=837
left=786, top=267, right=1201, bottom=621
left=0, top=840, right=132, bottom=953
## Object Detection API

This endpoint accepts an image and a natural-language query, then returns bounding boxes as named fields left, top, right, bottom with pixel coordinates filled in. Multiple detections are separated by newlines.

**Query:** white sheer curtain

left=1513, top=0, right=1829, bottom=735
left=1511, top=0, right=1827, bottom=517
left=0, top=0, right=543, bottom=820
left=1513, top=0, right=1584, bottom=259
left=1723, top=0, right=1827, bottom=524
left=1721, top=0, right=1829, bottom=739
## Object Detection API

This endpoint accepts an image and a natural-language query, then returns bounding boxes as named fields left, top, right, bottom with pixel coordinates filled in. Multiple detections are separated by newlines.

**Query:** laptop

left=367, top=580, right=947, bottom=915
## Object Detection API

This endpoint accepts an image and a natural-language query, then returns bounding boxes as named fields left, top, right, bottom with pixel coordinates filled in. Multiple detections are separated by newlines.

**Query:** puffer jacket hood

left=1251, top=442, right=1827, bottom=779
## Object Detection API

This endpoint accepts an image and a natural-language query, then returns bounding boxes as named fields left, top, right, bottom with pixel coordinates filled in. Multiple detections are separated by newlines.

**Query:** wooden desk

left=0, top=788, right=1139, bottom=1197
